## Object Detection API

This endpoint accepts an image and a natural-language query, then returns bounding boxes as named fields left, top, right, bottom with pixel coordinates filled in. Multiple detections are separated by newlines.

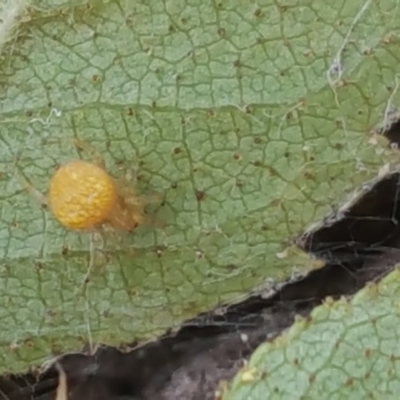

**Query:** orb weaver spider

left=19, top=137, right=160, bottom=285
left=49, top=138, right=148, bottom=233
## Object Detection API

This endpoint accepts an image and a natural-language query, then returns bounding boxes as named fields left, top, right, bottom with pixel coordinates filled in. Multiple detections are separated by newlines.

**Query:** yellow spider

left=18, top=138, right=160, bottom=283
left=48, top=139, right=146, bottom=233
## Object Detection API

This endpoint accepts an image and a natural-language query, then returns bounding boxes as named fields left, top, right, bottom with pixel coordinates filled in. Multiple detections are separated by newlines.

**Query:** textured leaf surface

left=224, top=267, right=400, bottom=400
left=0, top=0, right=397, bottom=371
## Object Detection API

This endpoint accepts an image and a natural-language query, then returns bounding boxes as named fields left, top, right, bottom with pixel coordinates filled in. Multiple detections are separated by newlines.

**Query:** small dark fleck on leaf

left=346, top=378, right=354, bottom=386
left=154, top=245, right=166, bottom=257
left=336, top=119, right=344, bottom=128
left=218, top=27, right=226, bottom=37
left=333, top=143, right=343, bottom=150
left=270, top=199, right=280, bottom=207
left=35, top=262, right=44, bottom=271
left=195, top=249, right=204, bottom=258
left=260, top=371, right=268, bottom=379
left=46, top=309, right=57, bottom=318
left=304, top=171, right=314, bottom=180
left=195, top=190, right=206, bottom=201
left=171, top=182, right=178, bottom=189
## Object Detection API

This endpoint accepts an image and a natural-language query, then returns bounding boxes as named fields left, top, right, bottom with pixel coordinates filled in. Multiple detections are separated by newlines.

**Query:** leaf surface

left=224, top=267, right=400, bottom=400
left=0, top=0, right=396, bottom=371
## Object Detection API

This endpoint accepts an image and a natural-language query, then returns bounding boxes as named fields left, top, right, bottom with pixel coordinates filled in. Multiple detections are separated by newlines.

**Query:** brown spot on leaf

left=346, top=377, right=354, bottom=386
left=304, top=171, right=315, bottom=180
left=217, top=27, right=226, bottom=37
left=195, top=190, right=206, bottom=201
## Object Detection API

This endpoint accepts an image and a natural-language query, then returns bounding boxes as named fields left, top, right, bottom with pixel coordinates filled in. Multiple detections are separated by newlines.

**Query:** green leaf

left=224, top=267, right=400, bottom=400
left=0, top=0, right=397, bottom=372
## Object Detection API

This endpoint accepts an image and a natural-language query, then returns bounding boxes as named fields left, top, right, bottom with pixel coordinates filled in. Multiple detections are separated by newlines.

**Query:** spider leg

left=76, top=230, right=107, bottom=293
left=72, top=138, right=107, bottom=170
left=16, top=166, right=49, bottom=208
